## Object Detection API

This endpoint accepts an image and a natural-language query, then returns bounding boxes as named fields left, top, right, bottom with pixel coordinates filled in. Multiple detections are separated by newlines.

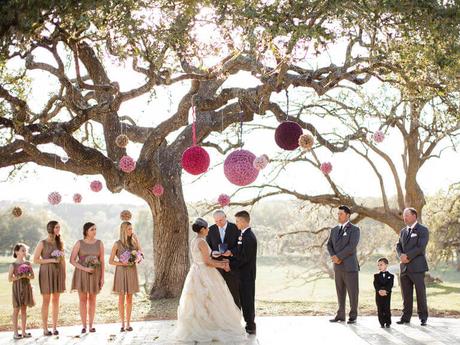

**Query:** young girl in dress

left=109, top=222, right=143, bottom=332
left=9, top=243, right=35, bottom=339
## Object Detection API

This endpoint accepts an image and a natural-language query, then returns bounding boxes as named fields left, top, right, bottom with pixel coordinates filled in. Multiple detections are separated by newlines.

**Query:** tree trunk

left=145, top=173, right=190, bottom=299
left=456, top=248, right=460, bottom=272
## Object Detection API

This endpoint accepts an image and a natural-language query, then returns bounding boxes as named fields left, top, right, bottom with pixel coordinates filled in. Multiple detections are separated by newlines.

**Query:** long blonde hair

left=119, top=222, right=139, bottom=250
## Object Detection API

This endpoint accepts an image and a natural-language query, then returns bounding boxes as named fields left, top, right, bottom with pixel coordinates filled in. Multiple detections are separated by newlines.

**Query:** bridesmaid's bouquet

left=120, top=250, right=143, bottom=266
left=83, top=255, right=100, bottom=272
left=16, top=264, right=33, bottom=279
left=50, top=249, right=64, bottom=263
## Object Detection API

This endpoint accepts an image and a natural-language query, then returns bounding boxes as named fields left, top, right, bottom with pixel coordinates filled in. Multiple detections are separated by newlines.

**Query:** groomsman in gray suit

left=396, top=207, right=429, bottom=326
left=327, top=205, right=360, bottom=324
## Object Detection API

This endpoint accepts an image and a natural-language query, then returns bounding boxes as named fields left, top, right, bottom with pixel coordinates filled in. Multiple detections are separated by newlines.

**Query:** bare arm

left=109, top=243, right=129, bottom=267
left=99, top=241, right=105, bottom=286
left=8, top=264, right=17, bottom=282
left=33, top=241, right=58, bottom=265
left=198, top=240, right=227, bottom=269
left=69, top=241, right=93, bottom=273
left=133, top=233, right=143, bottom=253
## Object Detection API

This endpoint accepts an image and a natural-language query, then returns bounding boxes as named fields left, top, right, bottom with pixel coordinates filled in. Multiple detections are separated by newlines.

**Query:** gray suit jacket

left=327, top=222, right=360, bottom=272
left=396, top=223, right=429, bottom=273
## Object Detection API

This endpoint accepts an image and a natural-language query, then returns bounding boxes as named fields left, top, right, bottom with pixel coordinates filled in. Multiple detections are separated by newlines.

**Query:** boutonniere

left=237, top=236, right=243, bottom=244
left=343, top=232, right=347, bottom=236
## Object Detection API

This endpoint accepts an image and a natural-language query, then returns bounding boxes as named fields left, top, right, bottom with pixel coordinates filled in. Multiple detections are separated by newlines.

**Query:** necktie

left=220, top=227, right=225, bottom=243
left=338, top=225, right=344, bottom=237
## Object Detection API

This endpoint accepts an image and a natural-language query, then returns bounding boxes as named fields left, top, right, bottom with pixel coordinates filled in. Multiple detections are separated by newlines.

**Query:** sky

left=1, top=32, right=459, bottom=208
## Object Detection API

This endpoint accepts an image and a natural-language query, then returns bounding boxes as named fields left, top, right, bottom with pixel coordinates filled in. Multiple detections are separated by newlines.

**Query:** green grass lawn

left=0, top=257, right=458, bottom=331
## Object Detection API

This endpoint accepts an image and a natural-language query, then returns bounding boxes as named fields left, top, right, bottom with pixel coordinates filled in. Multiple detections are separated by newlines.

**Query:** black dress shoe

left=385, top=323, right=391, bottom=328
left=246, top=328, right=256, bottom=335
left=329, top=317, right=345, bottom=322
left=396, top=319, right=410, bottom=324
left=421, top=320, right=427, bottom=326
left=347, top=318, right=357, bottom=324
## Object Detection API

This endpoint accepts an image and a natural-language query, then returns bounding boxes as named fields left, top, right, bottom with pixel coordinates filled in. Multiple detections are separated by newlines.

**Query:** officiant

left=206, top=210, right=241, bottom=308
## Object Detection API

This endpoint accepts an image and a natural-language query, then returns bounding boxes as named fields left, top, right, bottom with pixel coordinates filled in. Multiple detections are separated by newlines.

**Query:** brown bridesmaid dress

left=112, top=240, right=140, bottom=294
left=71, top=239, right=102, bottom=294
left=12, top=262, right=35, bottom=308
left=38, top=240, right=66, bottom=294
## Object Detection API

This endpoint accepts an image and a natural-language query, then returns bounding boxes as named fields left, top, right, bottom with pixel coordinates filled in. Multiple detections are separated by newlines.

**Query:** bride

left=172, top=218, right=247, bottom=343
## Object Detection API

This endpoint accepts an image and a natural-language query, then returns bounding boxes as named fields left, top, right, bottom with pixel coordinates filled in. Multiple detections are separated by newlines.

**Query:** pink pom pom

left=373, top=130, right=385, bottom=143
left=181, top=146, right=210, bottom=175
left=275, top=121, right=303, bottom=150
left=152, top=184, right=164, bottom=197
left=119, top=155, right=136, bottom=173
left=48, top=192, right=62, bottom=205
left=253, top=154, right=269, bottom=170
left=217, top=194, right=231, bottom=207
left=90, top=180, right=103, bottom=192
left=120, top=210, right=132, bottom=221
left=73, top=193, right=82, bottom=204
left=12, top=207, right=22, bottom=217
left=224, top=150, right=259, bottom=186
left=320, top=162, right=333, bottom=175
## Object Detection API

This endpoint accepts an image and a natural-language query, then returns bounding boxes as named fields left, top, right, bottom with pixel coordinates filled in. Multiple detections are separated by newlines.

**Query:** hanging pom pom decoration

left=275, top=121, right=303, bottom=150
left=181, top=100, right=210, bottom=175
left=298, top=133, right=314, bottom=151
left=253, top=154, right=269, bottom=170
left=12, top=207, right=22, bottom=218
left=90, top=180, right=103, bottom=192
left=152, top=184, right=164, bottom=197
left=48, top=192, right=62, bottom=205
left=217, top=194, right=231, bottom=207
left=115, top=134, right=129, bottom=148
left=120, top=210, right=132, bottom=221
left=372, top=130, right=385, bottom=143
left=224, top=150, right=259, bottom=186
left=320, top=162, right=333, bottom=175
left=119, top=155, right=136, bottom=173
left=73, top=193, right=82, bottom=204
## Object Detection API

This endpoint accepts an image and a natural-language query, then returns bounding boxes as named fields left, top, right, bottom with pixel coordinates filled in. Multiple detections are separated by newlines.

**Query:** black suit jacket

left=396, top=223, right=429, bottom=273
left=327, top=222, right=360, bottom=272
left=235, top=228, right=257, bottom=281
left=206, top=222, right=240, bottom=270
left=373, top=271, right=394, bottom=293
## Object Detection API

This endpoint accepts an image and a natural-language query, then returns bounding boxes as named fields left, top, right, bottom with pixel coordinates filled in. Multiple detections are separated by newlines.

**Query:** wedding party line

left=8, top=206, right=429, bottom=343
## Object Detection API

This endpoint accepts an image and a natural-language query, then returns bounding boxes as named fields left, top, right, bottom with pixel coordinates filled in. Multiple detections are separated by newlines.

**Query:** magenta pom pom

left=90, top=180, right=103, bottom=192
left=275, top=121, right=303, bottom=150
left=253, top=154, right=269, bottom=170
left=373, top=130, right=385, bottom=143
left=181, top=146, right=210, bottom=175
left=320, top=162, right=333, bottom=175
left=224, top=149, right=259, bottom=186
left=152, top=184, right=164, bottom=197
left=119, top=155, right=136, bottom=173
left=217, top=194, right=231, bottom=207
left=73, top=193, right=82, bottom=204
left=48, top=192, right=62, bottom=205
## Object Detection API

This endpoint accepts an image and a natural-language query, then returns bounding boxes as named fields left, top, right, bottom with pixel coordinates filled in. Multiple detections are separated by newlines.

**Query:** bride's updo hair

left=192, top=218, right=208, bottom=233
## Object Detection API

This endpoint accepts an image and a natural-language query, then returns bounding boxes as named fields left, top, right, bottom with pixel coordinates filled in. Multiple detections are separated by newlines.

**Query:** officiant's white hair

left=213, top=210, right=226, bottom=218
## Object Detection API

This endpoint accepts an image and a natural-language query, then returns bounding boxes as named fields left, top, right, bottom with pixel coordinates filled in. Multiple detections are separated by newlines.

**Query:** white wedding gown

left=172, top=237, right=247, bottom=343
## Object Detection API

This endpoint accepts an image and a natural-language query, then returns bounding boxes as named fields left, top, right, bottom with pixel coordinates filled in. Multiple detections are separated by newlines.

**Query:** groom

left=327, top=205, right=360, bottom=324
left=230, top=210, right=257, bottom=335
left=206, top=210, right=241, bottom=308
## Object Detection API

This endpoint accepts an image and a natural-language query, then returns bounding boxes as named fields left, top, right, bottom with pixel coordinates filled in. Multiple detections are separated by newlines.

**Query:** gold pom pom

left=298, top=134, right=314, bottom=151
left=120, top=210, right=132, bottom=221
left=12, top=207, right=22, bottom=218
left=115, top=134, right=129, bottom=148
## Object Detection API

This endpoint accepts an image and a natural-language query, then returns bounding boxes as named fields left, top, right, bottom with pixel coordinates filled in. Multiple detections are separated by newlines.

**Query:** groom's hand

left=221, top=250, right=232, bottom=257
left=331, top=255, right=342, bottom=264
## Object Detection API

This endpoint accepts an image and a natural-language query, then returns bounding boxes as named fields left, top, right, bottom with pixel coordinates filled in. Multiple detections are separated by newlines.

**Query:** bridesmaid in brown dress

left=9, top=243, right=35, bottom=339
left=33, top=221, right=66, bottom=336
left=109, top=221, right=142, bottom=332
left=70, top=222, right=105, bottom=334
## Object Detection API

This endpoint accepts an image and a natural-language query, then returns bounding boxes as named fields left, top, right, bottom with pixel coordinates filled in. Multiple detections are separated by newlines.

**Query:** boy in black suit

left=373, top=258, right=394, bottom=328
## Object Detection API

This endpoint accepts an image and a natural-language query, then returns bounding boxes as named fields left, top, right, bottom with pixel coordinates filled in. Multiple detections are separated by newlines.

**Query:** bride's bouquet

left=120, top=250, right=143, bottom=266
left=16, top=264, right=33, bottom=279
left=50, top=249, right=64, bottom=263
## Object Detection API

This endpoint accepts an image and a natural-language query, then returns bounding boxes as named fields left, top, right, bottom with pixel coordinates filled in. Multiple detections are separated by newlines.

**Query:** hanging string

left=191, top=96, right=197, bottom=146
left=239, top=112, right=243, bottom=148
left=285, top=89, right=289, bottom=120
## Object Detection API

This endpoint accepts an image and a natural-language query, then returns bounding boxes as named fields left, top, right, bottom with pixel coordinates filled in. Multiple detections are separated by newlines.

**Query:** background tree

left=1, top=1, right=458, bottom=298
